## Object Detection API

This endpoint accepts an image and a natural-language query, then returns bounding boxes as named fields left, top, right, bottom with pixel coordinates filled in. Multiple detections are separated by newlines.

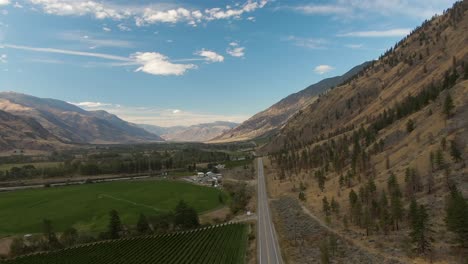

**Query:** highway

left=257, top=158, right=283, bottom=264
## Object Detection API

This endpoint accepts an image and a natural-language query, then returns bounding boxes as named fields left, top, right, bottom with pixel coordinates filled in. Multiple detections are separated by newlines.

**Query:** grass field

left=4, top=223, right=248, bottom=264
left=0, top=180, right=227, bottom=235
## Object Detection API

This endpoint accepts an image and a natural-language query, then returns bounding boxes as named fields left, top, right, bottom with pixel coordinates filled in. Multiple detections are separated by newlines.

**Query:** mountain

left=139, top=121, right=238, bottom=142
left=210, top=61, right=371, bottom=143
left=261, top=2, right=468, bottom=262
left=0, top=109, right=65, bottom=152
left=0, top=92, right=164, bottom=147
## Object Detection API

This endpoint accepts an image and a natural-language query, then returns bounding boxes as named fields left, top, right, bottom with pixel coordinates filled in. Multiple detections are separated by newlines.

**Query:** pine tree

left=331, top=197, right=340, bottom=215
left=322, top=197, right=331, bottom=216
left=410, top=205, right=433, bottom=254
left=299, top=191, right=306, bottom=201
left=406, top=119, right=415, bottom=133
left=108, top=209, right=122, bottom=239
left=408, top=198, right=419, bottom=226
left=445, top=187, right=468, bottom=247
left=320, top=239, right=330, bottom=264
left=449, top=140, right=462, bottom=162
left=174, top=200, right=199, bottom=229
left=137, top=213, right=151, bottom=234
left=435, top=149, right=445, bottom=170
left=379, top=191, right=390, bottom=235
left=390, top=192, right=403, bottom=231
left=443, top=93, right=454, bottom=118
left=43, top=219, right=61, bottom=249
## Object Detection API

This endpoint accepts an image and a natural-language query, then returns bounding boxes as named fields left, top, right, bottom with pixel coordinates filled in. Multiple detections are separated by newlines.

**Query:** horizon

left=0, top=0, right=458, bottom=126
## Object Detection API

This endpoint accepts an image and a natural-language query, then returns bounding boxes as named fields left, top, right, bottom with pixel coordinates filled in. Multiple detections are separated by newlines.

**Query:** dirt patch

left=271, top=197, right=402, bottom=264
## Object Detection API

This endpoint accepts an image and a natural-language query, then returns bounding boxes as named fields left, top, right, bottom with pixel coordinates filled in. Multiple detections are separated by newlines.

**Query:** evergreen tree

left=136, top=213, right=151, bottom=234
left=331, top=197, right=340, bottom=215
left=299, top=191, right=306, bottom=201
left=443, top=93, right=454, bottom=118
left=60, top=227, right=78, bottom=247
left=108, top=209, right=122, bottom=239
left=410, top=205, right=433, bottom=254
left=319, top=239, right=330, bottom=264
left=435, top=149, right=445, bottom=170
left=449, top=140, right=462, bottom=162
left=322, top=197, right=331, bottom=216
left=363, top=207, right=372, bottom=236
left=379, top=191, right=390, bottom=235
left=445, top=187, right=468, bottom=247
left=174, top=200, right=199, bottom=229
left=390, top=193, right=404, bottom=231
left=408, top=198, right=419, bottom=226
left=406, top=119, right=415, bottom=133
left=42, top=219, right=61, bottom=249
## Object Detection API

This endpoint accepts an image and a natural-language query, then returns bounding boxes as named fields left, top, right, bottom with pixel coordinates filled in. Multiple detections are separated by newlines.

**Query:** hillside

left=0, top=92, right=163, bottom=148
left=211, top=61, right=371, bottom=143
left=263, top=1, right=468, bottom=263
left=0, top=110, right=65, bottom=152
left=139, top=121, right=238, bottom=142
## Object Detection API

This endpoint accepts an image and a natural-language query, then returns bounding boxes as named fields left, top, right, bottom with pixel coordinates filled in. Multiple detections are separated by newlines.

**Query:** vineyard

left=4, top=223, right=248, bottom=264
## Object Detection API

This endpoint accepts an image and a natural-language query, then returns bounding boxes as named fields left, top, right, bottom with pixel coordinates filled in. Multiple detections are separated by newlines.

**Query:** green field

left=0, top=180, right=227, bottom=234
left=4, top=224, right=248, bottom=264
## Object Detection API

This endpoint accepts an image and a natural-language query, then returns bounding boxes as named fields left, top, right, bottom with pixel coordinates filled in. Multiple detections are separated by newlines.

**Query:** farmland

left=3, top=223, right=248, bottom=264
left=0, top=180, right=227, bottom=235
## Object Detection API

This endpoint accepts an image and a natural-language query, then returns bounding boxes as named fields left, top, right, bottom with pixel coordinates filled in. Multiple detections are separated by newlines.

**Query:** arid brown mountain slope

left=140, top=121, right=238, bottom=142
left=0, top=92, right=163, bottom=147
left=263, top=1, right=468, bottom=263
left=210, top=61, right=371, bottom=143
left=0, top=110, right=64, bottom=152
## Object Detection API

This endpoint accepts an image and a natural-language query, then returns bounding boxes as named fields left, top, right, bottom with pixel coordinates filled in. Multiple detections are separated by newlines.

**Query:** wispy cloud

left=226, top=42, right=245, bottom=57
left=102, top=27, right=111, bottom=32
left=25, top=0, right=269, bottom=27
left=337, top=28, right=411, bottom=37
left=71, top=102, right=248, bottom=127
left=345, top=44, right=363, bottom=49
left=285, top=36, right=328, bottom=49
left=284, top=0, right=456, bottom=20
left=195, top=49, right=224, bottom=63
left=314, top=65, right=334, bottom=75
left=60, top=32, right=134, bottom=48
left=0, top=54, right=6, bottom=63
left=0, top=0, right=10, bottom=6
left=3, top=44, right=198, bottom=76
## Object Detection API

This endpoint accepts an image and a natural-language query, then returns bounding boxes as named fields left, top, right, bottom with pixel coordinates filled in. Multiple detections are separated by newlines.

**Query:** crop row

left=3, top=223, right=248, bottom=264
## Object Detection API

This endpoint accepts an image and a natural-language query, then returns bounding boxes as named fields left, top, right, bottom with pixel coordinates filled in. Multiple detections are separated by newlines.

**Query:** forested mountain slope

left=264, top=1, right=468, bottom=263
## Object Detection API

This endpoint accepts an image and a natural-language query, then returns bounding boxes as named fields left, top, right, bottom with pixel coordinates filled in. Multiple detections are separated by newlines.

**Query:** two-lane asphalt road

left=257, top=158, right=283, bottom=264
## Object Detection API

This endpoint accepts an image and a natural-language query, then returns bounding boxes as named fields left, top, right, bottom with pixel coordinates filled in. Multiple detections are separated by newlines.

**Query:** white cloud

left=131, top=52, right=196, bottom=76
left=314, top=65, right=334, bottom=75
left=286, top=36, right=328, bottom=49
left=117, top=23, right=131, bottom=31
left=73, top=103, right=248, bottom=127
left=337, top=28, right=411, bottom=37
left=0, top=54, right=6, bottom=63
left=195, top=49, right=224, bottom=63
left=102, top=27, right=111, bottom=32
left=26, top=0, right=269, bottom=26
left=0, top=0, right=10, bottom=6
left=72, top=101, right=111, bottom=108
left=345, top=44, right=363, bottom=49
left=4, top=44, right=197, bottom=76
left=13, top=1, right=22, bottom=8
left=226, top=42, right=245, bottom=57
left=60, top=32, right=134, bottom=48
left=286, top=0, right=455, bottom=20
left=293, top=5, right=349, bottom=15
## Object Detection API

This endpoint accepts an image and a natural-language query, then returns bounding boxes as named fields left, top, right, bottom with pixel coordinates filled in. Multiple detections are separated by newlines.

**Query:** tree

left=322, top=197, right=331, bottom=217
left=435, top=149, right=445, bottom=170
left=408, top=198, right=419, bottom=226
left=406, top=119, right=415, bottom=133
left=445, top=187, right=468, bottom=247
left=108, top=209, right=122, bottom=239
left=319, top=239, right=330, bottom=264
left=449, top=140, right=462, bottom=162
left=331, top=197, right=340, bottom=215
left=137, top=213, right=151, bottom=234
left=174, top=200, right=199, bottom=229
left=60, top=227, right=78, bottom=247
left=410, top=205, right=433, bottom=254
left=443, top=93, right=454, bottom=118
left=299, top=191, right=306, bottom=201
left=363, top=207, right=372, bottom=236
left=43, top=219, right=61, bottom=249
left=390, top=192, right=404, bottom=231
left=379, top=191, right=391, bottom=235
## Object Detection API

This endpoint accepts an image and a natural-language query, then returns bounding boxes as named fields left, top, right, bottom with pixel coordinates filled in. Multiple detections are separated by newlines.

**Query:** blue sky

left=0, top=0, right=458, bottom=126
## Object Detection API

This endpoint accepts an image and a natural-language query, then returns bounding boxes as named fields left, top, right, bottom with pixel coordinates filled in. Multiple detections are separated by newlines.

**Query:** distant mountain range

left=139, top=121, right=238, bottom=142
left=0, top=92, right=163, bottom=151
left=210, top=61, right=371, bottom=143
